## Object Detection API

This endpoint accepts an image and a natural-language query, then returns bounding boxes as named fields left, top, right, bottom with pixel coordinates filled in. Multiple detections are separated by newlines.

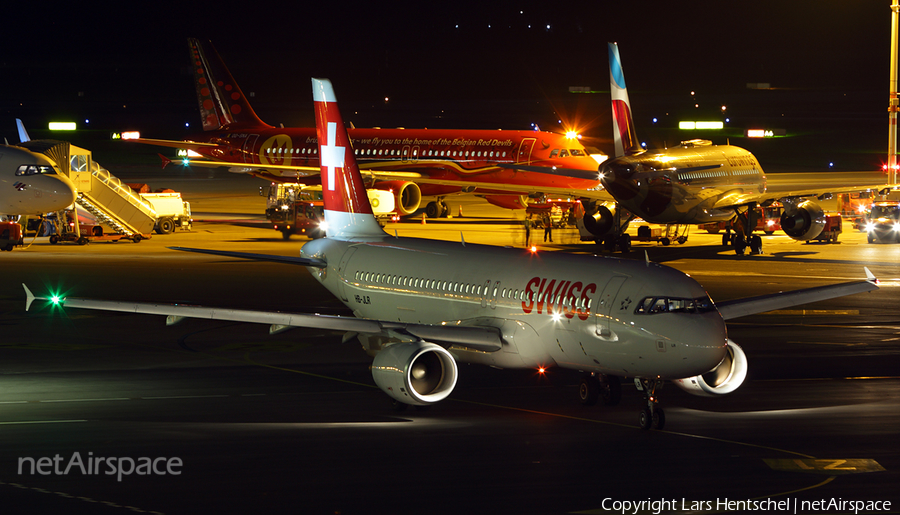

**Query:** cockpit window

left=559, top=149, right=569, bottom=158
left=549, top=149, right=559, bottom=158
left=569, top=149, right=585, bottom=156
left=15, top=165, right=56, bottom=176
left=634, top=295, right=715, bottom=315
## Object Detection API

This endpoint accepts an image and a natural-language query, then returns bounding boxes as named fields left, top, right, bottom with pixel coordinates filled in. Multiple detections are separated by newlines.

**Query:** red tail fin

left=188, top=38, right=271, bottom=131
left=312, top=78, right=386, bottom=240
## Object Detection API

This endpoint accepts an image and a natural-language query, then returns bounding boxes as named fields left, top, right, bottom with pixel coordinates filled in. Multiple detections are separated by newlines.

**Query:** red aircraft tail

left=188, top=38, right=271, bottom=131
left=312, top=78, right=387, bottom=240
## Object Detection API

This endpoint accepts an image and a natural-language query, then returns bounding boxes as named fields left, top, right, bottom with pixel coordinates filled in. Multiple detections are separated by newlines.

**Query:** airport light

left=49, top=122, right=76, bottom=131
left=679, top=121, right=724, bottom=130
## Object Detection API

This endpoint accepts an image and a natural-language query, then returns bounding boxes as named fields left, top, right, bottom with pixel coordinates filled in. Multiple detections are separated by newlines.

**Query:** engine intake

left=673, top=339, right=748, bottom=397
left=581, top=202, right=617, bottom=237
left=371, top=341, right=458, bottom=405
left=374, top=181, right=422, bottom=216
left=780, top=200, right=825, bottom=241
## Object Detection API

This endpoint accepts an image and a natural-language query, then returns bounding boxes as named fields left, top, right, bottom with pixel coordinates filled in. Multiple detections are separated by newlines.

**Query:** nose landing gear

left=635, top=378, right=665, bottom=430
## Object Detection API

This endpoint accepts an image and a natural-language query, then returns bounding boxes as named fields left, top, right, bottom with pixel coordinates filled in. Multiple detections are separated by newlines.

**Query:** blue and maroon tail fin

left=188, top=38, right=271, bottom=131
left=608, top=42, right=641, bottom=157
left=312, top=78, right=387, bottom=241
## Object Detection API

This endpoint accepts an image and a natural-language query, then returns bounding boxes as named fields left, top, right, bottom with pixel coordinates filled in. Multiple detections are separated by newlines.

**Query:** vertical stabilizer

left=608, top=42, right=641, bottom=157
left=188, top=38, right=271, bottom=131
left=16, top=119, right=31, bottom=143
left=312, top=78, right=387, bottom=241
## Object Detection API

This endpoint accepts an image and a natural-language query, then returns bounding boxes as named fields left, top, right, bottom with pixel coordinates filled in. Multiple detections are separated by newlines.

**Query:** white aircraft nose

left=678, top=315, right=729, bottom=373
left=29, top=173, right=77, bottom=214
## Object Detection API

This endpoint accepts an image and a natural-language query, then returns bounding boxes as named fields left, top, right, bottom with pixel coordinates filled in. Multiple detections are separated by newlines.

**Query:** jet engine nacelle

left=374, top=181, right=422, bottom=216
left=371, top=341, right=458, bottom=406
left=673, top=339, right=748, bottom=397
left=780, top=200, right=825, bottom=241
left=581, top=202, right=618, bottom=237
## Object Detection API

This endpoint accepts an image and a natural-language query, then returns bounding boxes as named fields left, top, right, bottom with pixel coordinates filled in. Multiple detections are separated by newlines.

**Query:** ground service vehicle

left=865, top=201, right=900, bottom=243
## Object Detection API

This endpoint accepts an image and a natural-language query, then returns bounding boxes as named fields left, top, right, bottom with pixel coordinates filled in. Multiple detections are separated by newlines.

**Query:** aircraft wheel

left=733, top=235, right=746, bottom=255
left=639, top=408, right=653, bottom=430
left=425, top=201, right=440, bottom=219
left=600, top=375, right=622, bottom=406
left=578, top=376, right=599, bottom=406
left=749, top=235, right=763, bottom=254
left=617, top=233, right=631, bottom=253
left=49, top=235, right=59, bottom=244
left=652, top=408, right=666, bottom=430
left=439, top=201, right=450, bottom=218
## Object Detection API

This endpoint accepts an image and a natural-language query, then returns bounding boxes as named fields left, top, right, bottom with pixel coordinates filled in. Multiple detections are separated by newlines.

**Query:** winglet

left=158, top=153, right=172, bottom=169
left=645, top=250, right=650, bottom=266
left=23, top=284, right=36, bottom=312
left=865, top=267, right=877, bottom=284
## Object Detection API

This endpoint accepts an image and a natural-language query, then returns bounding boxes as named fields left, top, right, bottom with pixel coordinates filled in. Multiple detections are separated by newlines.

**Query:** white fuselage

left=0, top=146, right=76, bottom=216
left=301, top=236, right=728, bottom=379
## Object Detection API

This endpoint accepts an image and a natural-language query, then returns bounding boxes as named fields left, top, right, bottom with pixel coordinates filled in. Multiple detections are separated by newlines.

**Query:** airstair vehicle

left=19, top=140, right=157, bottom=243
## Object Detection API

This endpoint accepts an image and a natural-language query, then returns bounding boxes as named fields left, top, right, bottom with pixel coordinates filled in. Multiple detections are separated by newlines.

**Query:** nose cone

left=29, top=173, right=77, bottom=214
left=677, top=313, right=729, bottom=375
left=600, top=159, right=639, bottom=201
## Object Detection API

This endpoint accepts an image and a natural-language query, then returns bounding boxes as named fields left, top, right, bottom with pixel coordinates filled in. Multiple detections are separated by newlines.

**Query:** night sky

left=2, top=1, right=895, bottom=170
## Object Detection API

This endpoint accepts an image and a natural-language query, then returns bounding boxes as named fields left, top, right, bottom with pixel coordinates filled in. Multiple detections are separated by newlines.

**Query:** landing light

left=318, top=221, right=330, bottom=232
left=565, top=130, right=579, bottom=140
left=551, top=312, right=563, bottom=322
left=893, top=222, right=900, bottom=232
left=537, top=367, right=546, bottom=374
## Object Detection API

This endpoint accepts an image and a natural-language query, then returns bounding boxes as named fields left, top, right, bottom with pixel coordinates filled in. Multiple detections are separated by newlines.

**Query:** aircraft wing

left=715, top=268, right=878, bottom=320
left=711, top=184, right=892, bottom=211
left=128, top=137, right=221, bottom=152
left=22, top=284, right=503, bottom=353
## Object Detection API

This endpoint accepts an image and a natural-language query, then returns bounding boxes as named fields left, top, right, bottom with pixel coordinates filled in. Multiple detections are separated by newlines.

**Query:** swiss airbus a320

left=25, top=78, right=879, bottom=429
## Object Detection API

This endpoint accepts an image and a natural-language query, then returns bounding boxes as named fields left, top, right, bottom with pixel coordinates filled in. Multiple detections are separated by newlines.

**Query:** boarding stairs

left=74, top=167, right=157, bottom=236
left=19, top=140, right=157, bottom=237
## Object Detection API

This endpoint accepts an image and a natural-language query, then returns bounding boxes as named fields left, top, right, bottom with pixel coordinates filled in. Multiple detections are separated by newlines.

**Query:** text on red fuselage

left=522, top=277, right=596, bottom=320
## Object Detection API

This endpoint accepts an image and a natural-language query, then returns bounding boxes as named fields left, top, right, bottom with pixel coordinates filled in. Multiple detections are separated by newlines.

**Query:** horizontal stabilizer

left=168, top=247, right=327, bottom=268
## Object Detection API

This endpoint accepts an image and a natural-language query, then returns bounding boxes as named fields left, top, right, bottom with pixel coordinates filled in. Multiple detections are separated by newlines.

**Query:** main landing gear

left=722, top=203, right=763, bottom=255
left=635, top=378, right=665, bottom=430
left=424, top=199, right=449, bottom=218
left=578, top=373, right=622, bottom=406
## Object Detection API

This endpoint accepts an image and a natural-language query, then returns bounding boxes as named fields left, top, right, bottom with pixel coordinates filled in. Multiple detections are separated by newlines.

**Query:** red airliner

left=128, top=38, right=609, bottom=218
